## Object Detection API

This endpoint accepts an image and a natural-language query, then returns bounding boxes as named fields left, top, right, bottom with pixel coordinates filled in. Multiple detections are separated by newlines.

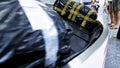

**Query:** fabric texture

left=112, top=0, right=120, bottom=11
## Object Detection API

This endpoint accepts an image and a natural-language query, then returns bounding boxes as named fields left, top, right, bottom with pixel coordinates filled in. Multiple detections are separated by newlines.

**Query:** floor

left=105, top=28, right=120, bottom=68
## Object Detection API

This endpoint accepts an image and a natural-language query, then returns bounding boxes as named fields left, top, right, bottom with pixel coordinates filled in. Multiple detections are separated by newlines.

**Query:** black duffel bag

left=53, top=0, right=97, bottom=28
left=0, top=0, right=73, bottom=68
